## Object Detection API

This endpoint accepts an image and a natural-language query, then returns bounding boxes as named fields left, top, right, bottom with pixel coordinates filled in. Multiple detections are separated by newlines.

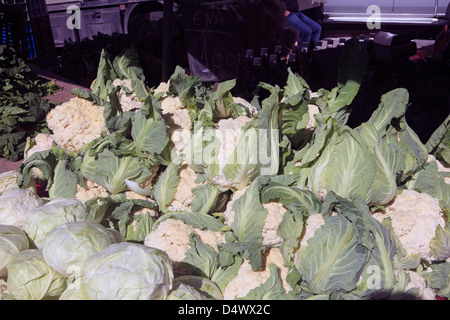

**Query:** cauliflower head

left=46, top=97, right=108, bottom=152
left=160, top=96, right=191, bottom=158
left=75, top=179, right=110, bottom=202
left=24, top=133, right=56, bottom=159
left=404, top=270, right=436, bottom=300
left=144, top=218, right=225, bottom=276
left=222, top=248, right=292, bottom=300
left=306, top=104, right=319, bottom=130
left=167, top=164, right=201, bottom=212
left=372, top=189, right=446, bottom=263
left=299, top=213, right=326, bottom=249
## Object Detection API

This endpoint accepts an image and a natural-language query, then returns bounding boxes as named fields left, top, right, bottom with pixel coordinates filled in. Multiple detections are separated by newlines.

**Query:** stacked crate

left=0, top=3, right=27, bottom=57
left=1, top=0, right=55, bottom=66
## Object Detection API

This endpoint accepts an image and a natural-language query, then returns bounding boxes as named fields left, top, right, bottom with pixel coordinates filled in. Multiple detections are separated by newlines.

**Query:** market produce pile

left=0, top=39, right=449, bottom=300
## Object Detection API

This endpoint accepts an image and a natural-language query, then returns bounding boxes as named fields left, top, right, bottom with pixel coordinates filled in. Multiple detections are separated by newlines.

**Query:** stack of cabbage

left=0, top=39, right=449, bottom=300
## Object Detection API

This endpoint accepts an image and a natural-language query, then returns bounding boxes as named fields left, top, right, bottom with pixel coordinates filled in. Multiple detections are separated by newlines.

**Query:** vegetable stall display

left=0, top=39, right=449, bottom=300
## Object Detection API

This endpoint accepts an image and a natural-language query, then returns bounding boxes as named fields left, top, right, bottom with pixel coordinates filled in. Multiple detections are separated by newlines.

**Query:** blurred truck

left=322, top=0, right=450, bottom=25
left=45, top=0, right=166, bottom=46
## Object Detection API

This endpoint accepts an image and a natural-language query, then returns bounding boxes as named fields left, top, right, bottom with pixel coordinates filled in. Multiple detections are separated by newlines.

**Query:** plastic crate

left=0, top=3, right=27, bottom=57
left=1, top=0, right=55, bottom=64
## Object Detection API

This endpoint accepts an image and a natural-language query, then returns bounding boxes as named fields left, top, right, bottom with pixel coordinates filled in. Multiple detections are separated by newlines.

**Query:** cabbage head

left=42, top=221, right=122, bottom=277
left=0, top=170, right=36, bottom=196
left=23, top=198, right=87, bottom=249
left=6, top=249, right=66, bottom=300
left=0, top=188, right=43, bottom=228
left=81, top=242, right=173, bottom=300
left=0, top=225, right=29, bottom=278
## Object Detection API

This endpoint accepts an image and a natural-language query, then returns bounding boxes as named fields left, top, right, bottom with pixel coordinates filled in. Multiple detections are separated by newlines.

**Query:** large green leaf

left=153, top=211, right=227, bottom=232
left=180, top=233, right=219, bottom=279
left=209, top=79, right=246, bottom=120
left=276, top=209, right=304, bottom=265
left=222, top=87, right=281, bottom=187
left=426, top=114, right=450, bottom=165
left=407, top=160, right=450, bottom=209
left=91, top=49, right=117, bottom=101
left=358, top=216, right=397, bottom=299
left=359, top=123, right=397, bottom=205
left=261, top=183, right=322, bottom=215
left=151, top=159, right=181, bottom=214
left=231, top=177, right=268, bottom=244
left=190, top=183, right=224, bottom=214
left=131, top=108, right=169, bottom=157
left=299, top=215, right=367, bottom=294
left=113, top=46, right=144, bottom=81
left=113, top=46, right=148, bottom=100
left=430, top=225, right=450, bottom=262
left=168, top=66, right=202, bottom=106
left=81, top=149, right=152, bottom=195
left=366, top=88, right=409, bottom=134
left=308, top=128, right=377, bottom=202
left=327, top=37, right=368, bottom=114
left=211, top=255, right=243, bottom=293
left=48, top=159, right=78, bottom=199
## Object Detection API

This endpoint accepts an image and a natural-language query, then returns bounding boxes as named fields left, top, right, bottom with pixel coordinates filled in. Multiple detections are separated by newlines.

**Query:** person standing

left=282, top=0, right=322, bottom=50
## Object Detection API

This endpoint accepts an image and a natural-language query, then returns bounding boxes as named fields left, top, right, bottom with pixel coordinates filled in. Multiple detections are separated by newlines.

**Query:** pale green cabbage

left=23, top=198, right=88, bottom=249
left=42, top=221, right=122, bottom=277
left=6, top=249, right=66, bottom=300
left=0, top=188, right=44, bottom=228
left=0, top=170, right=36, bottom=196
left=0, top=225, right=29, bottom=278
left=81, top=242, right=173, bottom=300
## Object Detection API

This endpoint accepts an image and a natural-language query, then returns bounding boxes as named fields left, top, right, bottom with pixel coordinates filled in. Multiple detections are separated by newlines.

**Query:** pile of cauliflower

left=1, top=61, right=449, bottom=301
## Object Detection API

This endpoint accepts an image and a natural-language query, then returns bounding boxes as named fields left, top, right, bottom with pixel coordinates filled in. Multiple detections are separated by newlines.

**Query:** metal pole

left=162, top=0, right=174, bottom=82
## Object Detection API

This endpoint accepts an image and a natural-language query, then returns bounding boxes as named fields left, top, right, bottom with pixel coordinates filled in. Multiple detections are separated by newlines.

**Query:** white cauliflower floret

left=46, top=97, right=108, bottom=152
left=222, top=248, right=292, bottom=300
left=299, top=213, right=326, bottom=248
left=144, top=219, right=225, bottom=276
left=211, top=116, right=254, bottom=191
left=112, top=78, right=144, bottom=112
left=154, top=82, right=169, bottom=96
left=261, top=202, right=288, bottom=246
left=404, top=270, right=436, bottom=300
left=167, top=164, right=201, bottom=212
left=372, top=189, right=446, bottom=263
left=75, top=179, right=109, bottom=202
left=24, top=133, right=56, bottom=159
left=160, top=94, right=191, bottom=158
left=223, top=186, right=287, bottom=246
left=307, top=104, right=319, bottom=130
